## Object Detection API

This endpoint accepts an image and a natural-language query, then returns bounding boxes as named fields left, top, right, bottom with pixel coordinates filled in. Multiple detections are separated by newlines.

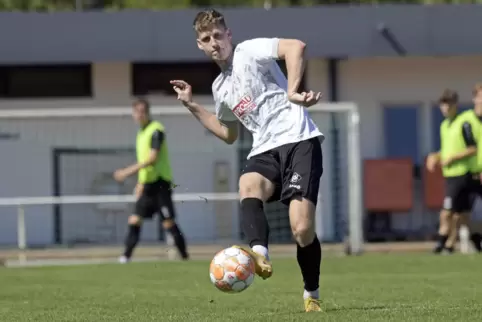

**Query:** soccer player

left=463, top=83, right=482, bottom=252
left=427, top=90, right=478, bottom=254
left=170, top=9, right=324, bottom=312
left=114, top=98, right=189, bottom=263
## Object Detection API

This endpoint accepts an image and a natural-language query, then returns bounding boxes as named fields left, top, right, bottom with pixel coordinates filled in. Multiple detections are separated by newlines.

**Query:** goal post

left=0, top=102, right=363, bottom=258
left=307, top=102, right=363, bottom=255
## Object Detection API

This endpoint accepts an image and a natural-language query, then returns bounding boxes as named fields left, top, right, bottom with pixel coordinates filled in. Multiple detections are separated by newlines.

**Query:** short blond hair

left=193, top=9, right=227, bottom=34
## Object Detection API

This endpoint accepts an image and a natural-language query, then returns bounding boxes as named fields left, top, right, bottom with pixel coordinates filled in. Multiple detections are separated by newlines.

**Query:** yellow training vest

left=440, top=112, right=477, bottom=177
left=465, top=110, right=482, bottom=173
left=136, top=121, right=173, bottom=184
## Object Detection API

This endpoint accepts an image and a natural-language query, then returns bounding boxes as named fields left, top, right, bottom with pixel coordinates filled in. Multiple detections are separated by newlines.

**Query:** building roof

left=1, top=5, right=480, bottom=63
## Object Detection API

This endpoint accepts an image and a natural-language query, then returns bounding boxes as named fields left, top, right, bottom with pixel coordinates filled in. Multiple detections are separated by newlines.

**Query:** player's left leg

left=280, top=137, right=323, bottom=312
left=158, top=187, right=189, bottom=260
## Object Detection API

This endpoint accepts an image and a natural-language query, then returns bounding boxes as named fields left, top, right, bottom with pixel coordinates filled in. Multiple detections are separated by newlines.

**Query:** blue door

left=384, top=105, right=420, bottom=165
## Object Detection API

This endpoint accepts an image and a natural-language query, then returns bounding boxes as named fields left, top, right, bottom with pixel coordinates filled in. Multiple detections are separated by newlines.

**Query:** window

left=0, top=64, right=92, bottom=98
left=132, top=60, right=307, bottom=96
left=383, top=105, right=421, bottom=177
left=132, top=62, right=219, bottom=96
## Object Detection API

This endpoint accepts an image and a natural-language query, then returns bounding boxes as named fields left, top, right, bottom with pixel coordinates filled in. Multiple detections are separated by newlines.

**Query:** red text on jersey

left=233, top=95, right=257, bottom=118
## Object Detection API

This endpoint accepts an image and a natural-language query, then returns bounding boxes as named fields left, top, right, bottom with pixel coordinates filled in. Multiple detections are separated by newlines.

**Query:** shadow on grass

left=325, top=304, right=407, bottom=313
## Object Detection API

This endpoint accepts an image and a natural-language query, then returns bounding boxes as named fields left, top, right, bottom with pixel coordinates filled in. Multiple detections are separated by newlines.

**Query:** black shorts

left=242, top=137, right=323, bottom=206
left=470, top=174, right=482, bottom=198
left=443, top=174, right=473, bottom=213
left=134, top=178, right=176, bottom=220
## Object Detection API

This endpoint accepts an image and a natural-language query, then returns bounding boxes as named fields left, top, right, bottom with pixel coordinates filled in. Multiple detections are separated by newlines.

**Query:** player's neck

left=475, top=105, right=482, bottom=116
left=216, top=50, right=234, bottom=71
left=140, top=119, right=151, bottom=129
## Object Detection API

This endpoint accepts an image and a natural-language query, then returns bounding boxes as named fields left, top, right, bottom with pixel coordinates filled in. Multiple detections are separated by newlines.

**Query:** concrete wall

left=1, top=56, right=481, bottom=246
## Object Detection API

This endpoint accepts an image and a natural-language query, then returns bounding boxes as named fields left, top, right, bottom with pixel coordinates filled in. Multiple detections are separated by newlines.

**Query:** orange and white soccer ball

left=209, top=246, right=256, bottom=293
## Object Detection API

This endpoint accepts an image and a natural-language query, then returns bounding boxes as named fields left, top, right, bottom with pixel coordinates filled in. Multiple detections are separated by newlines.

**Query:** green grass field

left=1, top=254, right=482, bottom=321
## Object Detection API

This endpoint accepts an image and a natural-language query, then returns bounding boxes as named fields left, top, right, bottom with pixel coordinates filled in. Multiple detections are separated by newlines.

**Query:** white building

left=0, top=7, right=481, bottom=247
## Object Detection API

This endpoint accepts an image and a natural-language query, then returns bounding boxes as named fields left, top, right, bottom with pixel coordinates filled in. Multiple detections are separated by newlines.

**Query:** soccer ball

left=209, top=247, right=256, bottom=293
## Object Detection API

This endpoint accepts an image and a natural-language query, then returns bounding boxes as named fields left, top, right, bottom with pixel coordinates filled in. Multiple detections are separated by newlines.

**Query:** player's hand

left=288, top=90, right=322, bottom=107
left=170, top=80, right=193, bottom=106
left=113, top=169, right=128, bottom=183
left=440, top=157, right=453, bottom=167
left=426, top=153, right=439, bottom=172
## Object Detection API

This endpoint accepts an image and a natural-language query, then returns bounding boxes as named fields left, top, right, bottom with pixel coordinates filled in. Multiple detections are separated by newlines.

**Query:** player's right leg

left=119, top=215, right=143, bottom=263
left=119, top=195, right=153, bottom=263
left=434, top=178, right=459, bottom=254
left=233, top=153, right=280, bottom=280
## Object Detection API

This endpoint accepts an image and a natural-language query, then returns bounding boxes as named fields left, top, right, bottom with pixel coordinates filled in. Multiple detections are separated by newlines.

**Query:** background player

left=464, top=83, right=482, bottom=252
left=170, top=9, right=323, bottom=312
left=427, top=90, right=478, bottom=254
left=114, top=98, right=189, bottom=263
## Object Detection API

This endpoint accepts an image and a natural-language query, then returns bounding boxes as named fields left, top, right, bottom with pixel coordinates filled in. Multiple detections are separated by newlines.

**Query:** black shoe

left=444, top=246, right=455, bottom=254
left=433, top=245, right=444, bottom=254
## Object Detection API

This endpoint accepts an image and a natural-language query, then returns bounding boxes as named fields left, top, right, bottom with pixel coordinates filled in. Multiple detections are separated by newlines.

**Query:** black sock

left=471, top=233, right=482, bottom=252
left=123, top=225, right=141, bottom=258
left=437, top=234, right=448, bottom=249
left=168, top=224, right=189, bottom=259
left=240, top=198, right=269, bottom=248
left=296, top=235, right=322, bottom=292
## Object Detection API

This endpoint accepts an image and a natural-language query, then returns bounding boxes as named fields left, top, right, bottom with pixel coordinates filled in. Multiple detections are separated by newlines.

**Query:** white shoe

left=118, top=255, right=130, bottom=264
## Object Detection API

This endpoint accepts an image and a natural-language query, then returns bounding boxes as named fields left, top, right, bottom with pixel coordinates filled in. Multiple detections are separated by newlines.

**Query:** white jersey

left=212, top=37, right=324, bottom=159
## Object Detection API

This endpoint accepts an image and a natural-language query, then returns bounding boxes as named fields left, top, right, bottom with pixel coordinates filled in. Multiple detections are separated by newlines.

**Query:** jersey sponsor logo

left=233, top=94, right=257, bottom=118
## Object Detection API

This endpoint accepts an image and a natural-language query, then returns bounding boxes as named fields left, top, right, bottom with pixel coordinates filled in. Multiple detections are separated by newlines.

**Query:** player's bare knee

left=289, top=197, right=316, bottom=246
left=239, top=173, right=274, bottom=201
left=162, top=219, right=175, bottom=229
left=128, top=215, right=142, bottom=226
left=291, top=223, right=315, bottom=247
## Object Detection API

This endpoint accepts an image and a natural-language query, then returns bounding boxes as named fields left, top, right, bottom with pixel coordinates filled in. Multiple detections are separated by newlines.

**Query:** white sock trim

left=303, top=288, right=319, bottom=300
left=252, top=245, right=270, bottom=260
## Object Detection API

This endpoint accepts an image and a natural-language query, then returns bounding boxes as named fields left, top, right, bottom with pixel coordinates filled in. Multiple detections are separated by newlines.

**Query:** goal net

left=0, top=103, right=362, bottom=256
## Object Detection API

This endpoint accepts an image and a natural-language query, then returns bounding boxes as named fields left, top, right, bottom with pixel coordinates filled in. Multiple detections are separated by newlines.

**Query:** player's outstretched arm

left=170, top=80, right=238, bottom=144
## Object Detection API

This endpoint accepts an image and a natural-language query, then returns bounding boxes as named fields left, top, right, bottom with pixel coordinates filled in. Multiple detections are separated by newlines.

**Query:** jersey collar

left=140, top=120, right=152, bottom=130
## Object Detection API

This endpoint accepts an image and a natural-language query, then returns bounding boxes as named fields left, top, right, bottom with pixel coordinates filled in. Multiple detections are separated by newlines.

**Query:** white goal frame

left=0, top=102, right=363, bottom=258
